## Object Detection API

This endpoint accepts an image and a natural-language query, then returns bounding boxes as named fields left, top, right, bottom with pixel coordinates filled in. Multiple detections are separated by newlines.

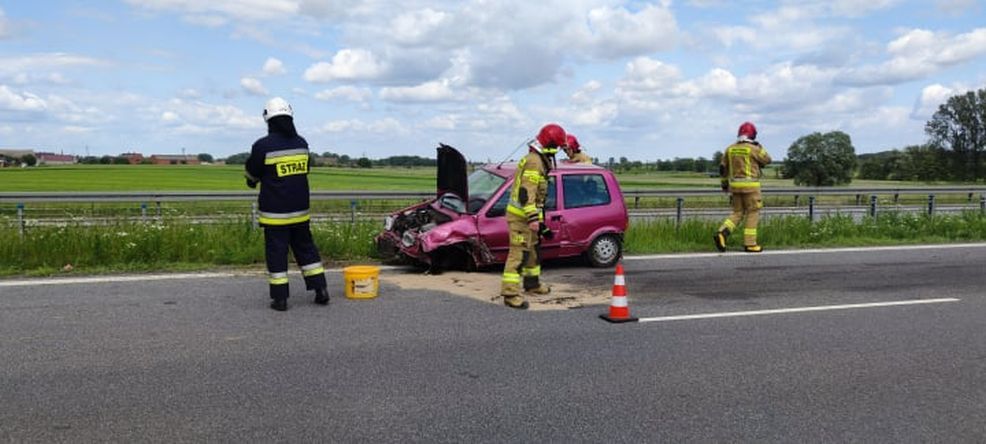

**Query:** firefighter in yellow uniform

left=715, top=121, right=772, bottom=253
left=563, top=134, right=592, bottom=164
left=500, top=123, right=567, bottom=309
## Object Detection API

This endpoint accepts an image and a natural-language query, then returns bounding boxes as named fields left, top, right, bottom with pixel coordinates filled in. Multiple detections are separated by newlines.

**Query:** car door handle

left=550, top=214, right=562, bottom=221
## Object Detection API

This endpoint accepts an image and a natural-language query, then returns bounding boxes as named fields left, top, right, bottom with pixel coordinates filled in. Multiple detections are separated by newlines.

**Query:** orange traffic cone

left=600, top=262, right=638, bottom=323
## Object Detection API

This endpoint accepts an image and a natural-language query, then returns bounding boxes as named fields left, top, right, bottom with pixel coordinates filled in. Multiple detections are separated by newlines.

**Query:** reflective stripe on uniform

left=723, top=219, right=737, bottom=230
left=269, top=272, right=289, bottom=285
left=259, top=209, right=310, bottom=225
left=301, top=262, right=325, bottom=277
left=244, top=171, right=259, bottom=182
left=728, top=181, right=761, bottom=189
left=522, top=266, right=540, bottom=277
left=264, top=148, right=308, bottom=164
left=522, top=170, right=544, bottom=184
left=744, top=228, right=757, bottom=236
left=502, top=272, right=521, bottom=284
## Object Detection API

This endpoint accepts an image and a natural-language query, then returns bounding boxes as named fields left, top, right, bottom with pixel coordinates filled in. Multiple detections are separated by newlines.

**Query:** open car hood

left=436, top=143, right=467, bottom=202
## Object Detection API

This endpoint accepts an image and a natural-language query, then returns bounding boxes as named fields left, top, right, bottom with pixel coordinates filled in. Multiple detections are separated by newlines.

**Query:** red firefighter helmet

left=737, top=121, right=757, bottom=140
left=536, top=123, right=567, bottom=150
left=565, top=134, right=581, bottom=153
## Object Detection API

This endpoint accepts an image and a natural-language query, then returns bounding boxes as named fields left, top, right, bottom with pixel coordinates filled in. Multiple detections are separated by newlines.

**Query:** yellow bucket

left=343, top=265, right=380, bottom=299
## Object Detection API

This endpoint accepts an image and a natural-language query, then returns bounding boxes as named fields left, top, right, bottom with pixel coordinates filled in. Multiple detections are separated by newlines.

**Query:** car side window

left=562, top=174, right=611, bottom=209
left=485, top=177, right=556, bottom=218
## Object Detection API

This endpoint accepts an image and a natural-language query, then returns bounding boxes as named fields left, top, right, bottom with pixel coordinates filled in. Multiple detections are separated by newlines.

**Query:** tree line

left=783, top=87, right=986, bottom=186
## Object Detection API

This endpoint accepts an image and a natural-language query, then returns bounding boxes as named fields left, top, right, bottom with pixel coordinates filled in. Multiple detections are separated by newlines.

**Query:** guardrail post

left=251, top=202, right=258, bottom=229
left=16, top=203, right=25, bottom=238
left=869, top=195, right=877, bottom=218
left=350, top=199, right=357, bottom=224
left=968, top=192, right=974, bottom=203
left=893, top=193, right=899, bottom=205
left=855, top=194, right=861, bottom=206
left=980, top=194, right=985, bottom=214
left=794, top=194, right=800, bottom=207
left=675, top=197, right=684, bottom=230
left=156, top=200, right=162, bottom=219
left=808, top=196, right=815, bottom=222
left=927, top=194, right=935, bottom=216
left=634, top=196, right=639, bottom=209
left=141, top=202, right=148, bottom=222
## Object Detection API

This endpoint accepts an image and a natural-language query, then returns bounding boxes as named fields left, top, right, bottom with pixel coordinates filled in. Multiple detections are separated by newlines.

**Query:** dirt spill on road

left=380, top=269, right=611, bottom=311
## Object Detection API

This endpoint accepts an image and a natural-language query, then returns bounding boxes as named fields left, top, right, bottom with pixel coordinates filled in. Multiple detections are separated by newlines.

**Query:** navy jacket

left=245, top=132, right=312, bottom=226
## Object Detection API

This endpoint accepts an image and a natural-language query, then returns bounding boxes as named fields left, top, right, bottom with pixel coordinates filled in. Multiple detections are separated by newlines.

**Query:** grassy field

left=2, top=211, right=985, bottom=277
left=0, top=165, right=436, bottom=192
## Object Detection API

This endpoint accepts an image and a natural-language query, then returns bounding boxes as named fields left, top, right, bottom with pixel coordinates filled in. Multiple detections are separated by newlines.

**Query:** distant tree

left=607, top=157, right=614, bottom=168
left=339, top=154, right=351, bottom=165
left=21, top=154, right=37, bottom=167
left=784, top=131, right=857, bottom=186
left=99, top=155, right=113, bottom=165
left=112, top=156, right=130, bottom=165
left=694, top=156, right=710, bottom=173
left=356, top=157, right=372, bottom=168
left=925, top=88, right=986, bottom=181
left=712, top=151, right=723, bottom=166
left=224, top=152, right=250, bottom=165
left=901, top=144, right=950, bottom=182
left=197, top=153, right=214, bottom=163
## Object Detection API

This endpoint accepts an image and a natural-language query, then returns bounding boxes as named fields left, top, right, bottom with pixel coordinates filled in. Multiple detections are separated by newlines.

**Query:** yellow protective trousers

left=500, top=216, right=541, bottom=297
left=719, top=191, right=762, bottom=247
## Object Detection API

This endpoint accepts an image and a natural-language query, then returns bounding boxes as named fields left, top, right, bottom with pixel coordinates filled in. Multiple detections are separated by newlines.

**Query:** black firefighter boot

left=270, top=298, right=288, bottom=311
left=314, top=287, right=330, bottom=305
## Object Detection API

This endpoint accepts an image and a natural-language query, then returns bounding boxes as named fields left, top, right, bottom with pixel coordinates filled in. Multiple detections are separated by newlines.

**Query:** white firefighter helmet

left=263, top=97, right=293, bottom=121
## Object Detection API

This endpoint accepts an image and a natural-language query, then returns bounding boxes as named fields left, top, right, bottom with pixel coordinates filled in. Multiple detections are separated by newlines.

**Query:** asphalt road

left=1, top=244, right=985, bottom=442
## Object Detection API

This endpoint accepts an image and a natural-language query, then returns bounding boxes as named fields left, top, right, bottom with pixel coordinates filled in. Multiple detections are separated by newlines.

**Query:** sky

left=0, top=0, right=985, bottom=162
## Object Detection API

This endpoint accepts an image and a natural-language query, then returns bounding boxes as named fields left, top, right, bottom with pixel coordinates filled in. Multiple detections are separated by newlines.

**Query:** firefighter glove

left=720, top=179, right=729, bottom=192
left=246, top=178, right=258, bottom=189
left=538, top=222, right=554, bottom=240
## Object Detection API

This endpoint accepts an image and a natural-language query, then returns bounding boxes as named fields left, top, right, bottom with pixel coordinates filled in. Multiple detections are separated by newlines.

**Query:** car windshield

left=466, top=169, right=507, bottom=213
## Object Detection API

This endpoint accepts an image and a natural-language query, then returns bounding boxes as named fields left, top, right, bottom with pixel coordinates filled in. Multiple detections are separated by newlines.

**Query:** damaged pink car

left=375, top=144, right=629, bottom=270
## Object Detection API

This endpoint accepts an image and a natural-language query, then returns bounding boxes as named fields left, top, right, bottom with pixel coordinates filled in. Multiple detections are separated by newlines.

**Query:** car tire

left=587, top=234, right=622, bottom=268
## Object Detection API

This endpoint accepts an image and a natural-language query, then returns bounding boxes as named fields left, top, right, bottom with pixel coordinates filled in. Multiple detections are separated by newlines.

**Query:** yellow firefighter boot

left=714, top=229, right=729, bottom=252
left=525, top=283, right=551, bottom=295
left=744, top=245, right=763, bottom=253
left=503, top=295, right=529, bottom=310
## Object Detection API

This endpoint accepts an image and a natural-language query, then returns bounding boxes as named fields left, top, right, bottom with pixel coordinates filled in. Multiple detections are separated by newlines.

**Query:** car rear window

left=562, top=174, right=611, bottom=209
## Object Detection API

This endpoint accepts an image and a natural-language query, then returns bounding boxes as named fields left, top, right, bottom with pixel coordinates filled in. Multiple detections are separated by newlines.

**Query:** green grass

left=0, top=165, right=436, bottom=192
left=2, top=211, right=985, bottom=277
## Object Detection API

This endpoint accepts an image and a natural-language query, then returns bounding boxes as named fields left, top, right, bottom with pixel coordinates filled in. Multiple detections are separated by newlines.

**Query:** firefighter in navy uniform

left=714, top=121, right=772, bottom=253
left=245, top=97, right=329, bottom=311
left=499, top=123, right=567, bottom=309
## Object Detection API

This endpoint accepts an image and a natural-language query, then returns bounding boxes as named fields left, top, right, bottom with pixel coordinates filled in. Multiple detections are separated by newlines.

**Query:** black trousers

left=264, top=222, right=327, bottom=300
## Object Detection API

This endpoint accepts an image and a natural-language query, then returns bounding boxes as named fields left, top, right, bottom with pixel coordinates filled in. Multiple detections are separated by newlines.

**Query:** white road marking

left=624, top=242, right=986, bottom=261
left=0, top=265, right=402, bottom=288
left=637, top=298, right=960, bottom=323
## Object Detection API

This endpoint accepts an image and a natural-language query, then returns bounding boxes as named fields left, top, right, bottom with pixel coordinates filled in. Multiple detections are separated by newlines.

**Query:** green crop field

left=0, top=165, right=437, bottom=192
left=0, top=163, right=960, bottom=193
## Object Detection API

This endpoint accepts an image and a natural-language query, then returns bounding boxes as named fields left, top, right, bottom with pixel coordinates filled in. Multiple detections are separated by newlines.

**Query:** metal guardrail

left=2, top=186, right=985, bottom=202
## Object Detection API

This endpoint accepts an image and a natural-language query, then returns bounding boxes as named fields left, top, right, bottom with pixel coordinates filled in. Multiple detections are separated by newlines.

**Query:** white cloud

left=390, top=8, right=450, bottom=46
left=240, top=77, right=268, bottom=95
left=840, top=28, right=986, bottom=85
left=422, top=114, right=458, bottom=130
left=0, top=85, right=47, bottom=112
left=0, top=53, right=105, bottom=77
left=157, top=99, right=259, bottom=131
left=313, top=85, right=372, bottom=102
left=319, top=117, right=406, bottom=134
left=617, top=57, right=682, bottom=92
left=262, top=57, right=286, bottom=76
left=303, top=48, right=386, bottom=82
left=124, top=0, right=300, bottom=23
left=583, top=4, right=677, bottom=57
left=910, top=82, right=977, bottom=119
left=182, top=14, right=227, bottom=27
left=380, top=80, right=456, bottom=103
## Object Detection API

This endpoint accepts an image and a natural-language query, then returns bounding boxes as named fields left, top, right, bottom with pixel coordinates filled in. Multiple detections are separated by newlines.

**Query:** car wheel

left=587, top=234, right=622, bottom=268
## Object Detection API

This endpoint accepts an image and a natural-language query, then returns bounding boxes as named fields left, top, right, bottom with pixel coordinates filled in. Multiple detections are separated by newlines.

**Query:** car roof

left=480, top=161, right=608, bottom=177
